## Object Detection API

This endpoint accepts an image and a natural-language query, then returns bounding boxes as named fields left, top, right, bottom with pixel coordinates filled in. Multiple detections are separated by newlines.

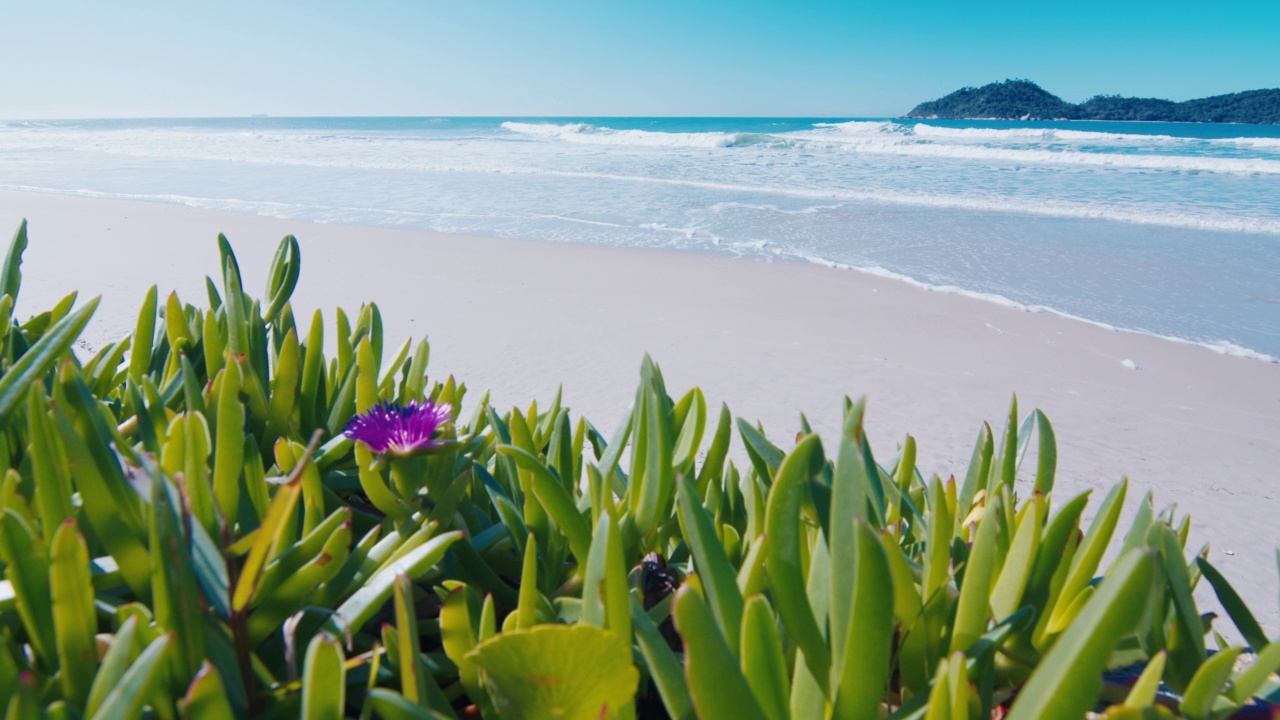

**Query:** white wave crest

left=1211, top=136, right=1280, bottom=149
left=780, top=128, right=1280, bottom=174
left=909, top=125, right=1187, bottom=144
left=813, top=122, right=1280, bottom=155
left=501, top=121, right=743, bottom=148
left=1051, top=128, right=1183, bottom=143
left=910, top=124, right=1055, bottom=140
left=807, top=122, right=1192, bottom=145
left=810, top=120, right=899, bottom=135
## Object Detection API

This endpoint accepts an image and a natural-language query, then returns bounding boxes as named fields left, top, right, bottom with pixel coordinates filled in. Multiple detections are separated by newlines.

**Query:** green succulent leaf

left=51, top=519, right=99, bottom=707
left=764, top=433, right=830, bottom=693
left=676, top=474, right=744, bottom=656
left=1007, top=549, right=1157, bottom=720
left=301, top=633, right=346, bottom=720
left=0, top=296, right=98, bottom=424
left=468, top=624, right=639, bottom=720
left=89, top=634, right=171, bottom=720
left=673, top=586, right=769, bottom=720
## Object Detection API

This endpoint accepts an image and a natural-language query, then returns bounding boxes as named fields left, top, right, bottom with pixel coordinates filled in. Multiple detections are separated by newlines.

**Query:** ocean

left=1, top=116, right=1278, bottom=360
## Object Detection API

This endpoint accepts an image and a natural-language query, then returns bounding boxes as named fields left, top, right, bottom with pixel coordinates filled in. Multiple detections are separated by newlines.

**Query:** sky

left=2, top=0, right=1278, bottom=118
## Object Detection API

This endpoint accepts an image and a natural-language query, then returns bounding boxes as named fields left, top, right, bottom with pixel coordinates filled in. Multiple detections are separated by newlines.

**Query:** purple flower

left=342, top=400, right=454, bottom=456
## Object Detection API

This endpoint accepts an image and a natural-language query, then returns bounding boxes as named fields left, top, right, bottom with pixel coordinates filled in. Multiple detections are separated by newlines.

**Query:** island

left=905, top=79, right=1280, bottom=124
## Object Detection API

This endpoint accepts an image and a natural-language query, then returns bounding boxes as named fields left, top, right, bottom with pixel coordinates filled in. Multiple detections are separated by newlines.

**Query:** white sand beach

left=4, top=188, right=1278, bottom=637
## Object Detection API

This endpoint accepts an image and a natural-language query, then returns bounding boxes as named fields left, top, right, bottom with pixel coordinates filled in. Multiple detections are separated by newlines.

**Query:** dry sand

left=4, top=188, right=1278, bottom=639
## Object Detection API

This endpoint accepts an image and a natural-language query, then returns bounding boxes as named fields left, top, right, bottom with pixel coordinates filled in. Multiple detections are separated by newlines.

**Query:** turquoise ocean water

left=1, top=116, right=1278, bottom=359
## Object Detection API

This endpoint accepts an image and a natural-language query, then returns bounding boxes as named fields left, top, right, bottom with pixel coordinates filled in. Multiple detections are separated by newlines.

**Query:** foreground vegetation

left=906, top=79, right=1280, bottom=123
left=0, top=221, right=1277, bottom=719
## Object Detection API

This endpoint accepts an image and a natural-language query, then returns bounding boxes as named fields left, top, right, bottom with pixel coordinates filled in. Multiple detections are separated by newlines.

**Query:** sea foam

left=501, top=121, right=745, bottom=148
left=497, top=120, right=1280, bottom=175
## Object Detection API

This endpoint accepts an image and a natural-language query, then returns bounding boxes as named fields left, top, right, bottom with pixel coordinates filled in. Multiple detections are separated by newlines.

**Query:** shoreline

left=798, top=255, right=1278, bottom=363
left=2, top=188, right=1278, bottom=636
left=7, top=184, right=1280, bottom=361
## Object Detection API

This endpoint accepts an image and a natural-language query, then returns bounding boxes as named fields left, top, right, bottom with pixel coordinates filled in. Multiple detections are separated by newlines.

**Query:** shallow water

left=2, top=116, right=1278, bottom=358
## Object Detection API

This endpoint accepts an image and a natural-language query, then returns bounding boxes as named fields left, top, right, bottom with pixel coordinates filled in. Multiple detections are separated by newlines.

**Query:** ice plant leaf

left=301, top=633, right=345, bottom=720
left=85, top=614, right=138, bottom=712
left=0, top=296, right=98, bottom=424
left=677, top=474, right=743, bottom=656
left=631, top=596, right=694, bottom=720
left=263, top=234, right=301, bottom=324
left=1006, top=548, right=1157, bottom=720
left=128, top=285, right=158, bottom=383
left=951, top=492, right=1001, bottom=654
left=179, top=663, right=237, bottom=720
left=1, top=219, right=27, bottom=302
left=1196, top=556, right=1269, bottom=652
left=675, top=586, right=770, bottom=720
left=832, top=521, right=895, bottom=720
left=343, top=400, right=453, bottom=456
left=1227, top=637, right=1280, bottom=705
left=468, top=624, right=638, bottom=720
left=1123, top=650, right=1166, bottom=708
left=1179, top=645, right=1242, bottom=720
left=764, top=433, right=830, bottom=694
left=741, top=596, right=789, bottom=720
left=0, top=510, right=55, bottom=667
left=88, top=634, right=171, bottom=720
left=327, top=530, right=462, bottom=635
left=51, top=519, right=98, bottom=708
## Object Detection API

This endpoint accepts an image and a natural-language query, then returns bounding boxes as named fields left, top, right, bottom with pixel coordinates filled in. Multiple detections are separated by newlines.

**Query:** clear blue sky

left=3, top=0, right=1277, bottom=118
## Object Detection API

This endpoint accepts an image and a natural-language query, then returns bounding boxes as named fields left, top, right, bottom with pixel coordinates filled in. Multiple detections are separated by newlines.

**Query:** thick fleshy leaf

left=829, top=400, right=868, bottom=667
left=468, top=624, right=638, bottom=720
left=500, top=445, right=591, bottom=566
left=328, top=530, right=461, bottom=635
left=832, top=521, right=895, bottom=720
left=1047, top=479, right=1128, bottom=633
left=87, top=616, right=143, bottom=719
left=673, top=587, right=769, bottom=720
left=179, top=662, right=237, bottom=720
left=366, top=689, right=457, bottom=720
left=1122, top=651, right=1167, bottom=709
left=740, top=596, right=789, bottom=720
left=630, top=597, right=694, bottom=720
left=128, top=285, right=158, bottom=383
left=763, top=434, right=830, bottom=693
left=0, top=511, right=55, bottom=667
left=232, top=471, right=303, bottom=612
left=88, top=634, right=171, bottom=720
left=213, top=360, right=245, bottom=521
left=990, top=492, right=1044, bottom=621
left=301, top=633, right=346, bottom=720
left=951, top=493, right=1001, bottom=654
left=1179, top=645, right=1242, bottom=720
left=26, top=384, right=75, bottom=537
left=1006, top=549, right=1157, bottom=720
left=0, top=296, right=98, bottom=423
left=263, top=234, right=301, bottom=323
left=471, top=622, right=634, bottom=717
left=1196, top=556, right=1268, bottom=652
left=51, top=519, right=98, bottom=707
left=676, top=475, right=743, bottom=656
left=0, top=220, right=27, bottom=302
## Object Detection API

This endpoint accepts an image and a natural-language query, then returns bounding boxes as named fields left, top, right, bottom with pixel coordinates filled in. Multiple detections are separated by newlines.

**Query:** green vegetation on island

left=907, top=79, right=1280, bottom=124
left=1, top=220, right=1279, bottom=718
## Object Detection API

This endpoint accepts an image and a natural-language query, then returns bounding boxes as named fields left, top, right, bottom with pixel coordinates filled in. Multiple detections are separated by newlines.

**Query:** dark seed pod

left=638, top=552, right=683, bottom=653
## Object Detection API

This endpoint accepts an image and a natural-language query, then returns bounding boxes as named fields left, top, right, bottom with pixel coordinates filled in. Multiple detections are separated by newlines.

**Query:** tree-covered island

left=906, top=79, right=1280, bottom=124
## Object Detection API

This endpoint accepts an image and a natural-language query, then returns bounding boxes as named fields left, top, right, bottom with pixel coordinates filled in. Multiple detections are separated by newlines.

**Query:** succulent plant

left=0, top=220, right=1276, bottom=719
